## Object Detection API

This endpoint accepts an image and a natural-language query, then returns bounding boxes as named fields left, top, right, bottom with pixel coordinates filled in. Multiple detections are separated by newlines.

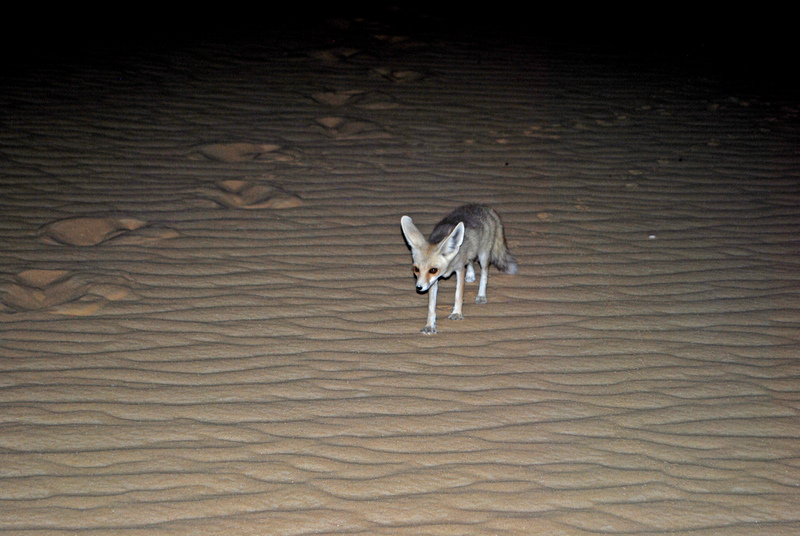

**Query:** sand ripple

left=1, top=9, right=798, bottom=536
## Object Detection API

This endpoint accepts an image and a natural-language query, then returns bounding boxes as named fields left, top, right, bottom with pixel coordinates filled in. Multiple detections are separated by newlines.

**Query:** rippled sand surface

left=2, top=9, right=799, bottom=535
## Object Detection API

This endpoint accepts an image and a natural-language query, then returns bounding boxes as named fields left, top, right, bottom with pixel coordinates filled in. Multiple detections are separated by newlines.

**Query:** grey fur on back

left=429, top=204, right=491, bottom=243
left=430, top=204, right=517, bottom=274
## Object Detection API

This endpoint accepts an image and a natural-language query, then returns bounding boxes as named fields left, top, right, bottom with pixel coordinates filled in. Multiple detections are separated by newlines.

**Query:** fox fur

left=400, top=204, right=517, bottom=334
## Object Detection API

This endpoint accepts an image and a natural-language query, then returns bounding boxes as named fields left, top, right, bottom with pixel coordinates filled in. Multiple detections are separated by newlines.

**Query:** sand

left=2, top=8, right=799, bottom=535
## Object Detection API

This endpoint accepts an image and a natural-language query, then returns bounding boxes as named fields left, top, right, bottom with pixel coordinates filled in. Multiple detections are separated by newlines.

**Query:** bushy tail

left=491, top=221, right=518, bottom=275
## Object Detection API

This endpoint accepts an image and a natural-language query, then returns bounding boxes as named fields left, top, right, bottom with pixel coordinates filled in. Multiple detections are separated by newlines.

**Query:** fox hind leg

left=476, top=250, right=490, bottom=304
left=465, top=262, right=476, bottom=283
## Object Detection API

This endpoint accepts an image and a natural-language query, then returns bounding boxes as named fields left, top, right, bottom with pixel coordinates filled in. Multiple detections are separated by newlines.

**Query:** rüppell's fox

left=400, top=204, right=517, bottom=334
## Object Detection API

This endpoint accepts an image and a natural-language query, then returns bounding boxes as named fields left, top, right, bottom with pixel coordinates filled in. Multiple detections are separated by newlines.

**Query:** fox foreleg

left=422, top=279, right=439, bottom=334
left=448, top=267, right=465, bottom=321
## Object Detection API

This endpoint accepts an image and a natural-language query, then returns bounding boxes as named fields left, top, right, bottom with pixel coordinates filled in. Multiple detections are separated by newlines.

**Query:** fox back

left=426, top=204, right=517, bottom=276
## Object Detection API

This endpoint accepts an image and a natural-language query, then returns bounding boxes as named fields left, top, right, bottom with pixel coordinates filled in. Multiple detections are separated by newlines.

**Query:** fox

left=400, top=204, right=518, bottom=334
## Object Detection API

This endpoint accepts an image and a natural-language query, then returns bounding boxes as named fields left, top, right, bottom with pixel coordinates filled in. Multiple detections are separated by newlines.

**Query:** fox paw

left=421, top=325, right=437, bottom=334
left=475, top=296, right=487, bottom=304
left=447, top=313, right=464, bottom=321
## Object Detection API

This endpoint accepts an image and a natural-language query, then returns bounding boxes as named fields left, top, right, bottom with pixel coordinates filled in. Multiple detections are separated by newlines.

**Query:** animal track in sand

left=371, top=34, right=411, bottom=45
left=198, top=179, right=303, bottom=209
left=191, top=143, right=295, bottom=163
left=311, top=90, right=398, bottom=109
left=308, top=48, right=362, bottom=64
left=1, top=269, right=135, bottom=315
left=40, top=217, right=178, bottom=247
left=315, top=117, right=391, bottom=140
left=373, top=67, right=425, bottom=83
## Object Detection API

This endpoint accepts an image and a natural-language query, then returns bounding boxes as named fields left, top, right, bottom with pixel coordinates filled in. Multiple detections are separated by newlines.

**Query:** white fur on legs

left=465, top=262, right=476, bottom=283
left=422, top=279, right=438, bottom=334
left=448, top=267, right=465, bottom=320
left=476, top=251, right=489, bottom=304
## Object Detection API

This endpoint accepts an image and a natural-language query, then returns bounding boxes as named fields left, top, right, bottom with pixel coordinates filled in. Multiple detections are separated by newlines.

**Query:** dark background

left=3, top=3, right=796, bottom=99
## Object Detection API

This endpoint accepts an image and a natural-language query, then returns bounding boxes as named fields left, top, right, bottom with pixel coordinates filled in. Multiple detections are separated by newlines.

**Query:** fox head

left=400, top=215, right=464, bottom=293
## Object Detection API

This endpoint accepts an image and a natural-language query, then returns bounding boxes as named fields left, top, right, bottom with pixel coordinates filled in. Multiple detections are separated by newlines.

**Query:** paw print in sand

left=315, top=117, right=391, bottom=140
left=311, top=89, right=398, bottom=110
left=199, top=179, right=303, bottom=209
left=373, top=67, right=425, bottom=83
left=40, top=217, right=178, bottom=247
left=1, top=269, right=135, bottom=315
left=308, top=48, right=362, bottom=65
left=191, top=143, right=296, bottom=163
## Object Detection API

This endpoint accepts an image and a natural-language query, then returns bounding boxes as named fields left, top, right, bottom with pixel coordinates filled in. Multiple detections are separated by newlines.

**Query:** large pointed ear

left=400, top=216, right=428, bottom=250
left=438, top=222, right=464, bottom=255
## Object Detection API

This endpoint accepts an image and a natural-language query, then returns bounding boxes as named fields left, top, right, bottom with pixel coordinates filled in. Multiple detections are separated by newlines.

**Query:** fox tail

left=491, top=224, right=518, bottom=275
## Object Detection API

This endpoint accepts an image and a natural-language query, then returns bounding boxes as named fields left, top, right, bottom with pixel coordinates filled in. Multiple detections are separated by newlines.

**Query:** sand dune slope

left=2, top=12, right=799, bottom=536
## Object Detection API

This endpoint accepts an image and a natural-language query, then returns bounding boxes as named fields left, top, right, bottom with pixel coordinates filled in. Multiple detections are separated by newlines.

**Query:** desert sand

left=2, top=8, right=799, bottom=535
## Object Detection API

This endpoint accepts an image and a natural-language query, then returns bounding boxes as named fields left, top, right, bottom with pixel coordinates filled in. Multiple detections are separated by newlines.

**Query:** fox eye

left=429, top=268, right=438, bottom=275
left=412, top=266, right=420, bottom=274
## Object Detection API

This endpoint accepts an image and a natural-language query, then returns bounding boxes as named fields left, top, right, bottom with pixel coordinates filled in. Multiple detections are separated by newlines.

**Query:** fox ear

left=400, top=216, right=428, bottom=250
left=438, top=222, right=464, bottom=255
